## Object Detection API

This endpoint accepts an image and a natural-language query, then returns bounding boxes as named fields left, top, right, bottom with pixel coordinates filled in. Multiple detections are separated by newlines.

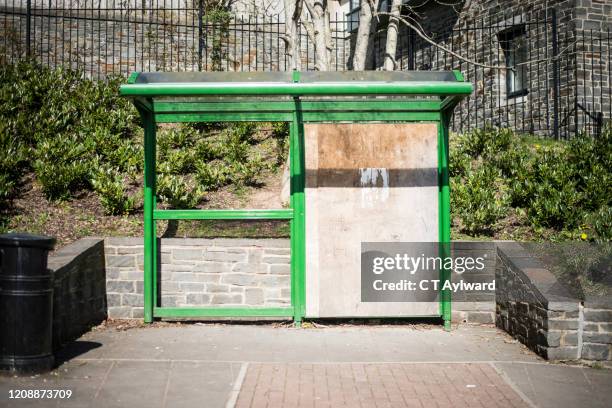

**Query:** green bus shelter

left=120, top=71, right=472, bottom=329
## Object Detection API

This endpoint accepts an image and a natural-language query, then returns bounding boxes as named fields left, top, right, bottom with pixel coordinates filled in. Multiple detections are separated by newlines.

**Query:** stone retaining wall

left=495, top=242, right=612, bottom=365
left=104, top=237, right=291, bottom=318
left=45, top=236, right=611, bottom=364
left=451, top=241, right=497, bottom=324
left=48, top=238, right=107, bottom=350
left=582, top=299, right=612, bottom=362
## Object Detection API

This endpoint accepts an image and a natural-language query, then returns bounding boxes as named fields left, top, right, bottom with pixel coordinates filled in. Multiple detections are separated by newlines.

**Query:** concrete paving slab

left=164, top=362, right=242, bottom=408
left=494, top=362, right=612, bottom=408
left=0, top=324, right=610, bottom=408
left=63, top=325, right=541, bottom=363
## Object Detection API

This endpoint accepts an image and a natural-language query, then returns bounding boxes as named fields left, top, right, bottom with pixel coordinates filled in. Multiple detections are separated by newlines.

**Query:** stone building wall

left=1, top=1, right=609, bottom=136
left=360, top=0, right=610, bottom=137
left=104, top=237, right=291, bottom=318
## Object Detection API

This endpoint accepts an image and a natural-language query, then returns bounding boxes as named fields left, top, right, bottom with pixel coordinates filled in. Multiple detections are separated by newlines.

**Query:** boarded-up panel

left=305, top=123, right=440, bottom=318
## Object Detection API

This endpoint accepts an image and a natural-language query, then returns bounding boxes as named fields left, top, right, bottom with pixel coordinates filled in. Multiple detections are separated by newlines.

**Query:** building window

left=346, top=0, right=391, bottom=32
left=347, top=0, right=360, bottom=32
left=499, top=25, right=529, bottom=98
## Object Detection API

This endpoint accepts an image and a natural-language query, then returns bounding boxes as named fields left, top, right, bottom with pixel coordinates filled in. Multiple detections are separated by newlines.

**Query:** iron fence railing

left=0, top=1, right=610, bottom=138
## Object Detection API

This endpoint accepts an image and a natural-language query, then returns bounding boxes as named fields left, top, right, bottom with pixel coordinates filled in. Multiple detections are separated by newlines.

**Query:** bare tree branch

left=375, top=10, right=575, bottom=71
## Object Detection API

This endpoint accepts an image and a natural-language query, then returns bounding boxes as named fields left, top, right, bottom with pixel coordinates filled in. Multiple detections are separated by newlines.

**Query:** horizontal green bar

left=154, top=307, right=294, bottom=318
left=304, top=315, right=443, bottom=319
left=152, top=100, right=443, bottom=114
left=153, top=209, right=294, bottom=220
left=121, top=81, right=473, bottom=98
left=301, top=112, right=441, bottom=122
left=157, top=112, right=441, bottom=123
left=155, top=113, right=294, bottom=122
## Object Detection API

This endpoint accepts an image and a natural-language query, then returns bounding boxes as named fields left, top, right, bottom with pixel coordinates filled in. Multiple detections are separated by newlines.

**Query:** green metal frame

left=121, top=71, right=471, bottom=329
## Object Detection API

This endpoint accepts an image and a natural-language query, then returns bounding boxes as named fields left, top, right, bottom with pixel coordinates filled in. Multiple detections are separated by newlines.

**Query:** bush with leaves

left=195, top=161, right=230, bottom=191
left=0, top=123, right=29, bottom=206
left=157, top=174, right=205, bottom=209
left=451, top=126, right=611, bottom=240
left=32, top=136, right=92, bottom=200
left=91, top=167, right=136, bottom=215
left=0, top=61, right=140, bottom=203
left=451, top=164, right=509, bottom=234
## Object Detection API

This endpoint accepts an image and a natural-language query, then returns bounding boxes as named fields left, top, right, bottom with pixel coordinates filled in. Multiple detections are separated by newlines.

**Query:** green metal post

left=143, top=110, right=156, bottom=323
left=438, top=118, right=452, bottom=331
left=290, top=71, right=306, bottom=326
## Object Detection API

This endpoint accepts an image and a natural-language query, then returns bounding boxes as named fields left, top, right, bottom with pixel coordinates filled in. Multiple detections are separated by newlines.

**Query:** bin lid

left=0, top=233, right=56, bottom=249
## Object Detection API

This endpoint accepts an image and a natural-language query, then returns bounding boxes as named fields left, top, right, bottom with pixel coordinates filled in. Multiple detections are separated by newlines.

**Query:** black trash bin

left=0, top=233, right=55, bottom=374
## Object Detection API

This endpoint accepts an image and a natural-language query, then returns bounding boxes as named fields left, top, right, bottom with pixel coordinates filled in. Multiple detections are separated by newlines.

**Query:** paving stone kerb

left=496, top=242, right=612, bottom=364
left=104, top=237, right=291, bottom=318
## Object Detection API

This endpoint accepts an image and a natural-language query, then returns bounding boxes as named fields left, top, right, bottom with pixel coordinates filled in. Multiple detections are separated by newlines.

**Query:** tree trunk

left=383, top=0, right=402, bottom=71
left=304, top=0, right=331, bottom=71
left=283, top=0, right=303, bottom=70
left=353, top=0, right=379, bottom=71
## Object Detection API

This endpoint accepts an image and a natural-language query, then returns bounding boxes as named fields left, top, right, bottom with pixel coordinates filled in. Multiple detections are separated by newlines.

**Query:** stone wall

left=43, top=236, right=612, bottom=364
left=105, top=236, right=497, bottom=322
left=495, top=241, right=612, bottom=365
left=582, top=298, right=612, bottom=362
left=0, top=5, right=345, bottom=77
left=359, top=0, right=610, bottom=137
left=451, top=241, right=497, bottom=324
left=2, top=1, right=609, bottom=136
left=104, top=237, right=291, bottom=318
left=48, top=238, right=107, bottom=350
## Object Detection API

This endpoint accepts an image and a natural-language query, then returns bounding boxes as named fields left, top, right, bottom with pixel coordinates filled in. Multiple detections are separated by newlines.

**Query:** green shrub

left=271, top=122, right=290, bottom=165
left=91, top=168, right=136, bottom=215
left=165, top=149, right=198, bottom=175
left=229, top=122, right=257, bottom=144
left=195, top=138, right=225, bottom=162
left=0, top=124, right=29, bottom=205
left=33, top=160, right=91, bottom=201
left=32, top=136, right=93, bottom=200
left=195, top=161, right=230, bottom=191
left=0, top=63, right=296, bottom=225
left=458, top=127, right=512, bottom=158
left=451, top=126, right=611, bottom=240
left=0, top=61, right=139, bottom=203
left=584, top=206, right=612, bottom=242
left=567, top=129, right=611, bottom=211
left=157, top=174, right=205, bottom=209
left=524, top=148, right=584, bottom=229
left=451, top=164, right=509, bottom=234
left=0, top=174, right=15, bottom=205
left=231, top=155, right=266, bottom=187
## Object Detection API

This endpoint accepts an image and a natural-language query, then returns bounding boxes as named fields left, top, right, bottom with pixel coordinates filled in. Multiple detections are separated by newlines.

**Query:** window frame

left=498, top=24, right=529, bottom=99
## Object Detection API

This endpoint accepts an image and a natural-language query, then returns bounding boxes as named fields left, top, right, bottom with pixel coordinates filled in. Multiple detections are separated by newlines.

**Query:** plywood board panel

left=304, top=123, right=440, bottom=318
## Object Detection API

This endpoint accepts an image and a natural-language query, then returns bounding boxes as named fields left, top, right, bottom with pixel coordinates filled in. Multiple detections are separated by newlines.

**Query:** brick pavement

left=235, top=362, right=529, bottom=408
